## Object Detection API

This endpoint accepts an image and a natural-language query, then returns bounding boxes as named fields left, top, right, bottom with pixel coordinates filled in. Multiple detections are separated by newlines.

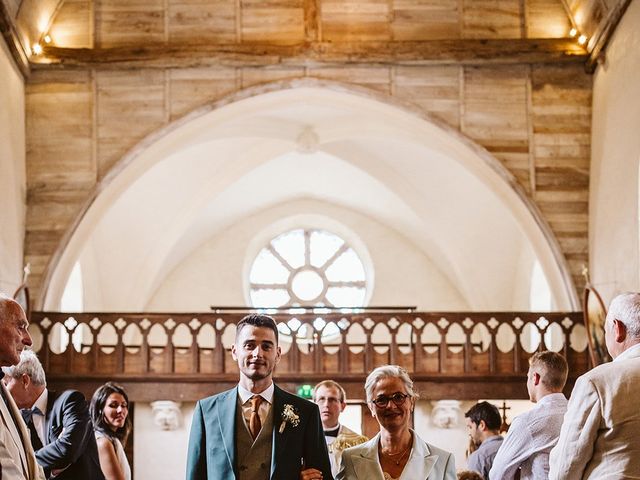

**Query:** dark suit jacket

left=186, top=384, right=333, bottom=480
left=35, top=390, right=105, bottom=480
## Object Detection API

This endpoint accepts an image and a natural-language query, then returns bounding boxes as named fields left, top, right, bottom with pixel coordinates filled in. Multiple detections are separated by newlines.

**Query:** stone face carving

left=150, top=400, right=182, bottom=431
left=430, top=400, right=462, bottom=429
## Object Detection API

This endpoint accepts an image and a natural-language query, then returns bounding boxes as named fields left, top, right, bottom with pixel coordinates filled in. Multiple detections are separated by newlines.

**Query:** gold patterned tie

left=249, top=395, right=263, bottom=439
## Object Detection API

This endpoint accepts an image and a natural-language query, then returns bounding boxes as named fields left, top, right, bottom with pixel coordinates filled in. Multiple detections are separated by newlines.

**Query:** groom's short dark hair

left=236, top=314, right=279, bottom=343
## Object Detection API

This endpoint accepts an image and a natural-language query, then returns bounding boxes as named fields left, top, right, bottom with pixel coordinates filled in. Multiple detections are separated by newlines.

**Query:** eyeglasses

left=370, top=392, right=410, bottom=408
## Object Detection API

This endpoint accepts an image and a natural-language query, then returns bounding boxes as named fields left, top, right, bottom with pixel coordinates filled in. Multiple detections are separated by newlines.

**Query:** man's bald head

left=0, top=294, right=33, bottom=367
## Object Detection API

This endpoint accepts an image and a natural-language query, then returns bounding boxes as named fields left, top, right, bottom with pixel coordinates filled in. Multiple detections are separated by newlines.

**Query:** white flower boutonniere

left=278, top=404, right=300, bottom=433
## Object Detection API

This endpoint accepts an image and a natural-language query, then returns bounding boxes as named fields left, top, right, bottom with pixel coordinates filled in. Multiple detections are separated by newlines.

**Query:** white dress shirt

left=237, top=382, right=274, bottom=429
left=30, top=389, right=48, bottom=447
left=613, top=342, right=640, bottom=362
left=489, top=393, right=567, bottom=480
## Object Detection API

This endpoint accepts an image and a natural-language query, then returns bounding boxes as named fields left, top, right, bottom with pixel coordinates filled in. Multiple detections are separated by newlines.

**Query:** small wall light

left=569, top=28, right=578, bottom=37
left=43, top=34, right=52, bottom=44
left=32, top=43, right=43, bottom=55
left=578, top=34, right=588, bottom=45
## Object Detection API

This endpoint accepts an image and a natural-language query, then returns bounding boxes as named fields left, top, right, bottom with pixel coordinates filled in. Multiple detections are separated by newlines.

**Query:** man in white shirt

left=313, top=380, right=367, bottom=476
left=549, top=292, right=640, bottom=479
left=489, top=351, right=568, bottom=480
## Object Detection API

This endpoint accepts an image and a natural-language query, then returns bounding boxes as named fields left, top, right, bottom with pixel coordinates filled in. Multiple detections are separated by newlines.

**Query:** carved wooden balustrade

left=30, top=311, right=590, bottom=401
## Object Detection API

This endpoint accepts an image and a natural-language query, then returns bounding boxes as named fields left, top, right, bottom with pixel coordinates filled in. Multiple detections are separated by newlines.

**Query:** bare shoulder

left=96, top=435, right=116, bottom=453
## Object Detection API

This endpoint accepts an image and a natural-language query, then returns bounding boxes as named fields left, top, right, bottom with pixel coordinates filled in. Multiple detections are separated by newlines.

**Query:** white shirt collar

left=536, top=392, right=566, bottom=407
left=614, top=342, right=640, bottom=362
left=33, top=388, right=48, bottom=414
left=237, top=382, right=274, bottom=405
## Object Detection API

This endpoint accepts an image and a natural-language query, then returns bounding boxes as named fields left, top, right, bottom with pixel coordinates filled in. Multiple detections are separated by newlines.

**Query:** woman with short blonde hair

left=338, top=365, right=456, bottom=480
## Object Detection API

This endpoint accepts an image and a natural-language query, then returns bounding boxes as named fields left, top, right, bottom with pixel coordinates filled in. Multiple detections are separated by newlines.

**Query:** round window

left=248, top=228, right=368, bottom=308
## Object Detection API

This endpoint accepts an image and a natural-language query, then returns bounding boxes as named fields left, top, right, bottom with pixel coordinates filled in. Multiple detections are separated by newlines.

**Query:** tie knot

left=250, top=395, right=262, bottom=413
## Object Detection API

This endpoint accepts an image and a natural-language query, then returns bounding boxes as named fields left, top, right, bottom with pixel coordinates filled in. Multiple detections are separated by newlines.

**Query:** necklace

left=380, top=444, right=412, bottom=466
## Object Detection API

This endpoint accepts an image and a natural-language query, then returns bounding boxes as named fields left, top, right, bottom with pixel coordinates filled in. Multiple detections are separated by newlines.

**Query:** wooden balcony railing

left=30, top=311, right=590, bottom=401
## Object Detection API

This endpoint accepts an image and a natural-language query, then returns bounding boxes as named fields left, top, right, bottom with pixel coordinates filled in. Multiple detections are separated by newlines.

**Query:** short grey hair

left=0, top=293, right=12, bottom=319
left=2, top=349, right=47, bottom=386
left=364, top=365, right=419, bottom=402
left=607, top=292, right=640, bottom=339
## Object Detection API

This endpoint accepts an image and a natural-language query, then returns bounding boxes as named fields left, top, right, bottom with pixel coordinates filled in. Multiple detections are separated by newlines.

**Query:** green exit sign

left=297, top=384, right=313, bottom=399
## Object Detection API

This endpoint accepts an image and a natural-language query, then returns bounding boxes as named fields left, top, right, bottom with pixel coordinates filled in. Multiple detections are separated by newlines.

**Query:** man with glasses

left=313, top=380, right=367, bottom=477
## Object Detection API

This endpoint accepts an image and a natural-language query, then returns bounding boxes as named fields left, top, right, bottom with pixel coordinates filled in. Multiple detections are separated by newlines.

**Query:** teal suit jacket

left=186, top=384, right=333, bottom=479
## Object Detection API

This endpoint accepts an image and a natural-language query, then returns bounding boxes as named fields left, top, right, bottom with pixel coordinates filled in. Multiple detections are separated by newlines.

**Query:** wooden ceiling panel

left=95, top=0, right=165, bottom=47
left=2, top=0, right=631, bottom=76
left=461, top=0, right=523, bottom=39
left=2, top=0, right=22, bottom=19
left=527, top=0, right=572, bottom=38
left=168, top=0, right=237, bottom=43
left=47, top=0, right=91, bottom=48
left=391, top=0, right=461, bottom=41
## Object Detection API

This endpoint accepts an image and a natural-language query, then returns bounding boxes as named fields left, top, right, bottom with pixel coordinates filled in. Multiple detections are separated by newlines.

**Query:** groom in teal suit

left=186, top=314, right=333, bottom=480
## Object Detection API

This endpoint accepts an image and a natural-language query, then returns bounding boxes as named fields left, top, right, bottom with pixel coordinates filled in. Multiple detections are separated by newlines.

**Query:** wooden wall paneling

left=303, top=0, right=321, bottom=41
left=531, top=64, right=591, bottom=291
left=321, top=0, right=392, bottom=41
left=240, top=0, right=305, bottom=43
left=95, top=0, right=165, bottom=48
left=26, top=70, right=95, bottom=186
left=461, top=0, right=523, bottom=39
left=461, top=66, right=531, bottom=192
left=24, top=69, right=95, bottom=298
left=25, top=189, right=90, bottom=299
left=168, top=0, right=237, bottom=44
left=169, top=67, right=237, bottom=120
left=240, top=67, right=305, bottom=89
left=96, top=70, right=167, bottom=178
left=526, top=0, right=572, bottom=38
left=307, top=66, right=392, bottom=93
left=391, top=0, right=461, bottom=40
left=393, top=65, right=460, bottom=128
left=48, top=0, right=91, bottom=48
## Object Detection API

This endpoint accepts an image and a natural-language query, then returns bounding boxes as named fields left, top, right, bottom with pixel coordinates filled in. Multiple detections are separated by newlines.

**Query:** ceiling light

left=32, top=43, right=43, bottom=55
left=569, top=28, right=577, bottom=37
left=578, top=35, right=588, bottom=45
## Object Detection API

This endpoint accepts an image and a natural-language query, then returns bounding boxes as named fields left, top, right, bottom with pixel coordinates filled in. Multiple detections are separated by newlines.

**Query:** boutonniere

left=278, top=404, right=300, bottom=433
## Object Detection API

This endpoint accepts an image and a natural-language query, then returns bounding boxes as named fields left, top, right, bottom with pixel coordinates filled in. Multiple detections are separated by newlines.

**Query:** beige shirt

left=237, top=383, right=274, bottom=429
left=549, top=345, right=640, bottom=479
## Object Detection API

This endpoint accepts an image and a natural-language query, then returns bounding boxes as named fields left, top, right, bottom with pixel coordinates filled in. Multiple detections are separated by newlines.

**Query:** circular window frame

left=244, top=220, right=373, bottom=309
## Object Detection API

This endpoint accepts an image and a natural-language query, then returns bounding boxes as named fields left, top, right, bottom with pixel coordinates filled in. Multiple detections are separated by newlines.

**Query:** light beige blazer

left=0, top=381, right=45, bottom=480
left=336, top=430, right=456, bottom=480
left=549, top=346, right=640, bottom=479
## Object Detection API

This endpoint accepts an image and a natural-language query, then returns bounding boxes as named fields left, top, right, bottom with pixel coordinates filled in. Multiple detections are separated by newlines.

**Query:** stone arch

left=38, top=77, right=579, bottom=310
